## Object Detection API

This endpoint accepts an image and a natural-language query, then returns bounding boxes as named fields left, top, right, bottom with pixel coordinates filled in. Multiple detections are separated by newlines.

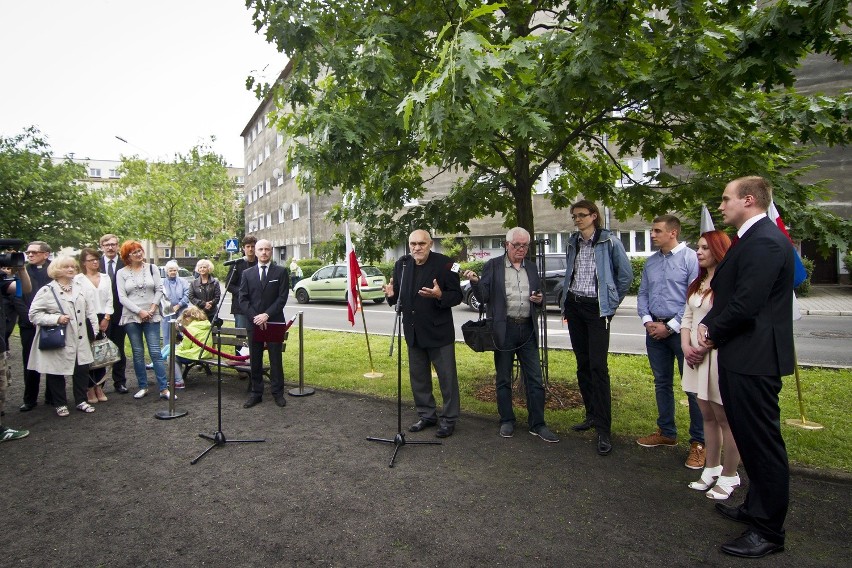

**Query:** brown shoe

left=95, top=386, right=108, bottom=402
left=86, top=387, right=98, bottom=405
left=685, top=441, right=706, bottom=469
left=636, top=428, right=677, bottom=447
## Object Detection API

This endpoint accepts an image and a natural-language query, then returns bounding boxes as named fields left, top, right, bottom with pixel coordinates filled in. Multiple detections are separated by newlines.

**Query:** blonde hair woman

left=188, top=259, right=220, bottom=323
left=27, top=255, right=99, bottom=416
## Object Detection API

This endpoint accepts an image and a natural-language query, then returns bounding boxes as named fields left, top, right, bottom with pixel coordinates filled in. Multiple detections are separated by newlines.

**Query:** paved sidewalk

left=620, top=284, right=852, bottom=317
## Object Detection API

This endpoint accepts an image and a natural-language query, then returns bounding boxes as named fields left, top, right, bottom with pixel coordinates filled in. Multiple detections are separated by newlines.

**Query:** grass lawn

left=282, top=329, right=852, bottom=473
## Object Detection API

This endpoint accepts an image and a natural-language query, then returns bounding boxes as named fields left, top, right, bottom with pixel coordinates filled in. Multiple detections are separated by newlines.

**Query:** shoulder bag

left=38, top=287, right=67, bottom=350
left=461, top=304, right=495, bottom=352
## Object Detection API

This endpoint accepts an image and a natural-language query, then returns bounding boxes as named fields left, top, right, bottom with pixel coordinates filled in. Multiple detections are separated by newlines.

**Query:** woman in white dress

left=75, top=248, right=113, bottom=404
left=682, top=230, right=740, bottom=499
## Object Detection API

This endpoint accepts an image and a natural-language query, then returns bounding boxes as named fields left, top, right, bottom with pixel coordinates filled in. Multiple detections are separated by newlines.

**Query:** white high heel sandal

left=706, top=473, right=740, bottom=500
left=688, top=465, right=723, bottom=491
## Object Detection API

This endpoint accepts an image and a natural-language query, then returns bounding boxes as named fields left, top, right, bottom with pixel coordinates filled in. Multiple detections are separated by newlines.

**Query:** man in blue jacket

left=561, top=200, right=632, bottom=455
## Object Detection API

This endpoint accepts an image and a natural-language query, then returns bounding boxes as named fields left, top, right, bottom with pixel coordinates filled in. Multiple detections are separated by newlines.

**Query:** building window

left=234, top=175, right=244, bottom=184
left=265, top=145, right=271, bottom=159
left=265, top=179, right=271, bottom=194
left=184, top=249, right=192, bottom=257
left=276, top=133, right=284, bottom=147
left=89, top=168, right=102, bottom=177
left=161, top=248, right=171, bottom=258
left=258, top=151, right=264, bottom=165
left=265, top=213, right=271, bottom=227
left=108, top=169, right=120, bottom=178
left=292, top=202, right=300, bottom=220
left=634, top=231, right=647, bottom=253
left=278, top=206, right=286, bottom=223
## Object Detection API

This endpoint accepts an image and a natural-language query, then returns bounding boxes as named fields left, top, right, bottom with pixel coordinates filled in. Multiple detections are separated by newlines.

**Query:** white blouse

left=74, top=273, right=114, bottom=315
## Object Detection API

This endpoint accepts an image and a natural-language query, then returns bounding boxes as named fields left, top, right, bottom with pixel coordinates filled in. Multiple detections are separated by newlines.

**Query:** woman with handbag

left=75, top=248, right=114, bottom=404
left=27, top=254, right=100, bottom=417
left=116, top=241, right=170, bottom=400
left=188, top=259, right=220, bottom=323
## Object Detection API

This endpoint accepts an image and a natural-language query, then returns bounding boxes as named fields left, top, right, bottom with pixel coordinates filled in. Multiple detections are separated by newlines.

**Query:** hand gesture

left=418, top=279, right=443, bottom=300
left=383, top=278, right=395, bottom=299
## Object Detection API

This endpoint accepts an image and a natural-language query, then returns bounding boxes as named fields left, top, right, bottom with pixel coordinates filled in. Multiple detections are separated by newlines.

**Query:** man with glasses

left=18, top=241, right=53, bottom=411
left=384, top=229, right=462, bottom=438
left=98, top=234, right=129, bottom=394
left=561, top=200, right=632, bottom=455
left=464, top=228, right=559, bottom=443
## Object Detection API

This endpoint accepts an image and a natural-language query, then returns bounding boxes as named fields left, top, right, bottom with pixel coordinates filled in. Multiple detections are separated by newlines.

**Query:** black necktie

left=261, top=265, right=267, bottom=286
left=108, top=260, right=115, bottom=280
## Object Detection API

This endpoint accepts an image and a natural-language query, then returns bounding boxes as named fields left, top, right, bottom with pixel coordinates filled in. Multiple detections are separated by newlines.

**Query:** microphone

left=222, top=257, right=245, bottom=266
left=400, top=254, right=412, bottom=262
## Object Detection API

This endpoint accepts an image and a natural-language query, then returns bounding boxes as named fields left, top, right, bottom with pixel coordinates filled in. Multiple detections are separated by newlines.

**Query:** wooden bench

left=179, top=326, right=288, bottom=384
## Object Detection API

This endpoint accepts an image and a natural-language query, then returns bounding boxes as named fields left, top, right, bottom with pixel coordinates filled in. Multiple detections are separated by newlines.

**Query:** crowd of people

left=0, top=176, right=795, bottom=558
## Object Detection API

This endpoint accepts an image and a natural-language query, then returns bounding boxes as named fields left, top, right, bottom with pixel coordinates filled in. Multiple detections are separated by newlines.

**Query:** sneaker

left=145, top=363, right=154, bottom=369
left=685, top=442, right=706, bottom=470
left=0, top=425, right=29, bottom=442
left=133, top=388, right=149, bottom=399
left=636, top=428, right=677, bottom=447
left=499, top=422, right=514, bottom=438
left=159, top=389, right=173, bottom=400
left=530, top=425, right=560, bottom=443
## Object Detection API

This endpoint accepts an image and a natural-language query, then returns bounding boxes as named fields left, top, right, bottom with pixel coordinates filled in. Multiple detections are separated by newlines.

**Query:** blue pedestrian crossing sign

left=225, top=238, right=240, bottom=253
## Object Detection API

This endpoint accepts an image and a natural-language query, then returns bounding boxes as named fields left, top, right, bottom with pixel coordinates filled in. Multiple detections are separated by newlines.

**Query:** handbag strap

left=49, top=286, right=66, bottom=315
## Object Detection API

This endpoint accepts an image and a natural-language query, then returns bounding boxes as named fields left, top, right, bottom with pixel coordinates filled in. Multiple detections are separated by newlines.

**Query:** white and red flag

left=345, top=223, right=363, bottom=326
left=768, top=201, right=807, bottom=288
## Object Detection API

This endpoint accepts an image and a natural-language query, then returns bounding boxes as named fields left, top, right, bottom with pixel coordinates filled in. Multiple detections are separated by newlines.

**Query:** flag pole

left=785, top=346, right=823, bottom=430
left=359, top=289, right=384, bottom=378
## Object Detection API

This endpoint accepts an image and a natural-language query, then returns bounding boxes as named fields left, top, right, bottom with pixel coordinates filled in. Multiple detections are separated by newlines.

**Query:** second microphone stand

left=367, top=256, right=440, bottom=467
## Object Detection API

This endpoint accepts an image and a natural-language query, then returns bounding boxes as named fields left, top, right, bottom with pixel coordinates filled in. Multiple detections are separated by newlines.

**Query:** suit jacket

left=701, top=216, right=795, bottom=376
left=470, top=254, right=541, bottom=349
left=386, top=251, right=462, bottom=348
left=237, top=262, right=290, bottom=325
left=100, top=255, right=125, bottom=321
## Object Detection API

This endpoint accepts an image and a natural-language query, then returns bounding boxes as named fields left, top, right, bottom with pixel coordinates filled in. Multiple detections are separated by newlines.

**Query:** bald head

left=408, top=229, right=433, bottom=265
left=256, top=239, right=272, bottom=263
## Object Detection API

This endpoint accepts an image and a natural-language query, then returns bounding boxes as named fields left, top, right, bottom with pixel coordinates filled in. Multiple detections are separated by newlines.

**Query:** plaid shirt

left=568, top=234, right=597, bottom=297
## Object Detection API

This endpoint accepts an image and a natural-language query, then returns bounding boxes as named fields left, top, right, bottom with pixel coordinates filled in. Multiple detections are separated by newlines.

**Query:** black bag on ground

left=461, top=306, right=495, bottom=352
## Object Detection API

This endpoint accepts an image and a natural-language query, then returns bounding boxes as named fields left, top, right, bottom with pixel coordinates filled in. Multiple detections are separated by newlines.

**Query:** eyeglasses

left=102, top=242, right=118, bottom=248
left=571, top=213, right=592, bottom=220
left=25, top=250, right=45, bottom=255
left=508, top=242, right=530, bottom=250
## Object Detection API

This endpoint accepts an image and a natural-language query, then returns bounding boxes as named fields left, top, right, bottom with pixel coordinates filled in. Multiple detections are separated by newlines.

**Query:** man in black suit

left=18, top=240, right=53, bottom=410
left=384, top=229, right=462, bottom=438
left=98, top=234, right=129, bottom=394
left=464, top=227, right=559, bottom=443
left=238, top=239, right=290, bottom=408
left=699, top=176, right=795, bottom=559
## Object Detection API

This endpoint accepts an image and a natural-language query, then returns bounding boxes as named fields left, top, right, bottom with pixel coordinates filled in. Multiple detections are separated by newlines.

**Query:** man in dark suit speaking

left=384, top=229, right=462, bottom=438
left=699, top=176, right=795, bottom=559
left=238, top=239, right=290, bottom=409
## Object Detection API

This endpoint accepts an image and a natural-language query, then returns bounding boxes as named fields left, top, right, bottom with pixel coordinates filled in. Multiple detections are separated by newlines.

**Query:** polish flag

left=768, top=201, right=808, bottom=288
left=345, top=223, right=362, bottom=325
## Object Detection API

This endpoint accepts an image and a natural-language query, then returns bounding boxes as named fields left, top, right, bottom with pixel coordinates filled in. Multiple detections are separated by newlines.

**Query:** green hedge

left=628, top=257, right=646, bottom=295
left=795, top=257, right=815, bottom=297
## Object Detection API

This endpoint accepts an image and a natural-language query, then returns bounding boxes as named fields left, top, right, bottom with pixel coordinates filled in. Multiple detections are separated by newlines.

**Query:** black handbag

left=38, top=287, right=67, bottom=350
left=461, top=305, right=495, bottom=352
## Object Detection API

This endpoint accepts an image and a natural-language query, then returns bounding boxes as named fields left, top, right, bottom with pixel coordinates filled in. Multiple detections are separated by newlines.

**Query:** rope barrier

left=178, top=323, right=251, bottom=362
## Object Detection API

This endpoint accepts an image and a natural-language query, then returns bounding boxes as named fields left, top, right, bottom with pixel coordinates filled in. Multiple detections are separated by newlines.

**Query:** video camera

left=0, top=238, right=26, bottom=269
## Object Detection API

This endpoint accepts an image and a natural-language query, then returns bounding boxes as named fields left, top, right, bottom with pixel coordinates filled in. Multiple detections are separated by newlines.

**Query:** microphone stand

left=368, top=255, right=440, bottom=467
left=191, top=259, right=265, bottom=465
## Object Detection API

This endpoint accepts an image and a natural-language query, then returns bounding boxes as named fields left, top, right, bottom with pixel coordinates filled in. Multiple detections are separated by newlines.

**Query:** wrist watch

left=664, top=323, right=674, bottom=335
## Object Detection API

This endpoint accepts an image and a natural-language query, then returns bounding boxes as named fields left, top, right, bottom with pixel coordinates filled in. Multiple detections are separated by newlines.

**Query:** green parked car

left=293, top=264, right=387, bottom=304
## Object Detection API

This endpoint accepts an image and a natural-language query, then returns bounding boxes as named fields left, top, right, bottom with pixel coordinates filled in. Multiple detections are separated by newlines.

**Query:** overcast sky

left=0, top=0, right=284, bottom=167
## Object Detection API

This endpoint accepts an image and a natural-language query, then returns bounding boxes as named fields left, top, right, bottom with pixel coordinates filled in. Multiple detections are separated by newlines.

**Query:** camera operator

left=0, top=245, right=30, bottom=441
left=18, top=241, right=53, bottom=412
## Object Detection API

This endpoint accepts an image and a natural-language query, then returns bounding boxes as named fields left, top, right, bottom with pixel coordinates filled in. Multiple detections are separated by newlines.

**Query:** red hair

left=119, top=240, right=143, bottom=265
left=687, top=230, right=732, bottom=299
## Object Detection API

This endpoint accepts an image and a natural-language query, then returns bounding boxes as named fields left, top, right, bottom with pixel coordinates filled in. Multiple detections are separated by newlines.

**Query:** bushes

left=796, top=256, right=815, bottom=297
left=628, top=257, right=646, bottom=295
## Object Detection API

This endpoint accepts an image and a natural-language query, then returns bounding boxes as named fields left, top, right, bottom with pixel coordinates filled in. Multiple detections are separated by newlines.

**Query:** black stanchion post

left=288, top=311, right=314, bottom=397
left=155, top=317, right=188, bottom=420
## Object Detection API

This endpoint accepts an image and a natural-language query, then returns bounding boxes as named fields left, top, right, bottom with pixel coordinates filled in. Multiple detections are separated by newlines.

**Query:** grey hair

left=505, top=227, right=530, bottom=243
left=165, top=260, right=180, bottom=271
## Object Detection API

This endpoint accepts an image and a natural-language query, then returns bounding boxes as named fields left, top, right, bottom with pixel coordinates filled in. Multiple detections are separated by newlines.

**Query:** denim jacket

left=562, top=228, right=633, bottom=317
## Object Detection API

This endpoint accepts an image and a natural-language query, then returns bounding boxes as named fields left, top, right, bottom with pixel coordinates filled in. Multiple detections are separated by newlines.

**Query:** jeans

left=124, top=321, right=167, bottom=392
left=234, top=314, right=248, bottom=331
left=646, top=332, right=704, bottom=444
left=493, top=320, right=546, bottom=430
left=564, top=297, right=612, bottom=434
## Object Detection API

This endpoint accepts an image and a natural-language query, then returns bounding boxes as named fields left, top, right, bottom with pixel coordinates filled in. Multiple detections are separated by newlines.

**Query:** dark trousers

left=719, top=367, right=789, bottom=544
left=493, top=320, right=545, bottom=430
left=20, top=325, right=50, bottom=405
left=106, top=320, right=127, bottom=388
left=408, top=342, right=459, bottom=427
left=46, top=361, right=90, bottom=407
left=564, top=297, right=612, bottom=434
left=247, top=332, right=284, bottom=398
left=89, top=314, right=108, bottom=388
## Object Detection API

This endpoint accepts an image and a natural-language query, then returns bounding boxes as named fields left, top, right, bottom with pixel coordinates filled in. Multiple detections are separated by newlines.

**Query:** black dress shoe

left=243, top=396, right=262, bottom=408
left=273, top=395, right=287, bottom=407
left=408, top=419, right=437, bottom=432
left=19, top=402, right=36, bottom=412
left=597, top=433, right=612, bottom=455
left=115, top=384, right=129, bottom=394
left=720, top=530, right=784, bottom=558
left=571, top=418, right=594, bottom=432
left=715, top=503, right=751, bottom=524
left=435, top=425, right=454, bottom=438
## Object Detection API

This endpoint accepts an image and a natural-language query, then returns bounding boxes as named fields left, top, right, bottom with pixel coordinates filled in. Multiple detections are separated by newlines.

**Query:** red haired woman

left=681, top=230, right=740, bottom=499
